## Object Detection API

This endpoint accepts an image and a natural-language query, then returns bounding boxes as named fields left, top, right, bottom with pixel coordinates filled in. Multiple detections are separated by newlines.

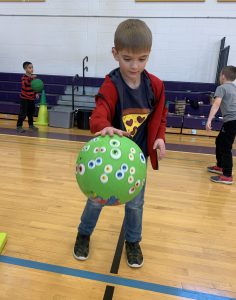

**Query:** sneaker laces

left=75, top=235, right=89, bottom=251
left=127, top=242, right=142, bottom=259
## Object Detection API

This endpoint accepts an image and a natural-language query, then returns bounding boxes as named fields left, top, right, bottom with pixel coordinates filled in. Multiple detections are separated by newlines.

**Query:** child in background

left=16, top=61, right=38, bottom=133
left=73, top=19, right=167, bottom=268
left=206, top=65, right=236, bottom=184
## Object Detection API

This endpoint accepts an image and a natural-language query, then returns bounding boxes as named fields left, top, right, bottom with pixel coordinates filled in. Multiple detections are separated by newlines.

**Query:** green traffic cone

left=35, top=90, right=48, bottom=126
left=0, top=232, right=7, bottom=254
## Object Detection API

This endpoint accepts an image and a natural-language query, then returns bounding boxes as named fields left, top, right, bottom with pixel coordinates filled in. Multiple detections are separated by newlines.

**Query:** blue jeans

left=78, top=185, right=145, bottom=243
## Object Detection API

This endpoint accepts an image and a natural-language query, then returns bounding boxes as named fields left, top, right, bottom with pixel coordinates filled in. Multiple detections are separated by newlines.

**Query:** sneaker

left=210, top=175, right=234, bottom=185
left=29, top=125, right=38, bottom=131
left=16, top=127, right=25, bottom=133
left=73, top=233, right=90, bottom=260
left=125, top=241, right=144, bottom=268
left=207, top=165, right=223, bottom=175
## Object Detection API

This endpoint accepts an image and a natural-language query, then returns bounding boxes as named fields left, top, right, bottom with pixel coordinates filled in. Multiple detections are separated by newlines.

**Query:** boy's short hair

left=114, top=19, right=152, bottom=53
left=23, top=61, right=32, bottom=70
left=221, top=65, right=236, bottom=81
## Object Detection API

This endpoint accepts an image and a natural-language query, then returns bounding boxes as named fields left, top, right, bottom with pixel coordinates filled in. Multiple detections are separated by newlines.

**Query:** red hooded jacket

left=89, top=70, right=167, bottom=170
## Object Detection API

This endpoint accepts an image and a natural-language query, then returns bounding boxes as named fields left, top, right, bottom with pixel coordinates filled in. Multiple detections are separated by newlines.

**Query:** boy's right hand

left=206, top=120, right=212, bottom=131
left=95, top=127, right=130, bottom=137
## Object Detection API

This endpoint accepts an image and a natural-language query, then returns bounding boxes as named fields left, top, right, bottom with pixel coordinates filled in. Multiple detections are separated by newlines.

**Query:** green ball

left=76, top=134, right=147, bottom=206
left=31, top=79, right=44, bottom=92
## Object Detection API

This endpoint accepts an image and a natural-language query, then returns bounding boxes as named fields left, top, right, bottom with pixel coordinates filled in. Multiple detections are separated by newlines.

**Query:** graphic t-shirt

left=121, top=74, right=152, bottom=156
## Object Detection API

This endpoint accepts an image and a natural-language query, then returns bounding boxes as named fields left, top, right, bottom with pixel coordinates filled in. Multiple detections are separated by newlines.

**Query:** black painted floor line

left=103, top=220, right=125, bottom=300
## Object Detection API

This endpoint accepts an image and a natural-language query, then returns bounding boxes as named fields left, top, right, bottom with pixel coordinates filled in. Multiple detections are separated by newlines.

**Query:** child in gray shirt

left=206, top=65, right=236, bottom=184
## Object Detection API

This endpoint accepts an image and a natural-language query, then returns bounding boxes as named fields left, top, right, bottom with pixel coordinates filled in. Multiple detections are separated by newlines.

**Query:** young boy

left=74, top=19, right=167, bottom=268
left=16, top=61, right=38, bottom=133
left=206, top=65, right=236, bottom=184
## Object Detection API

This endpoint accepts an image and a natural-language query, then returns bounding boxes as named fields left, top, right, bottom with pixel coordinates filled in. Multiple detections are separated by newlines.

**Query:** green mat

left=0, top=232, right=7, bottom=254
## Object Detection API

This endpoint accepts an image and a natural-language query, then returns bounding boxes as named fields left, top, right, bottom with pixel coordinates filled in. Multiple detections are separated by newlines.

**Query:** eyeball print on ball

left=31, top=79, right=44, bottom=92
left=76, top=134, right=147, bottom=206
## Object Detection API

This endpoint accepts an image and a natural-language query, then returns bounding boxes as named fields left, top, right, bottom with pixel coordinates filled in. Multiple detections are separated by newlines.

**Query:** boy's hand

left=31, top=75, right=37, bottom=79
left=153, top=138, right=166, bottom=160
left=36, top=93, right=40, bottom=99
left=206, top=120, right=212, bottom=131
left=95, top=127, right=130, bottom=137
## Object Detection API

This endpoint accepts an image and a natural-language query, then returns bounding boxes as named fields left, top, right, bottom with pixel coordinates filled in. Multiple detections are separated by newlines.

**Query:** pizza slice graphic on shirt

left=122, top=108, right=150, bottom=137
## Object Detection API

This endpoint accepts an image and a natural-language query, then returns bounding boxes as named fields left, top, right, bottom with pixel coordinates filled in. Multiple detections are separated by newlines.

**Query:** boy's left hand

left=36, top=93, right=40, bottom=99
left=153, top=138, right=166, bottom=160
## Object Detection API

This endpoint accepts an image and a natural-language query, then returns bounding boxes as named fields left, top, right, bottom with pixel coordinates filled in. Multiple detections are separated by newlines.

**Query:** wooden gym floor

left=0, top=119, right=236, bottom=300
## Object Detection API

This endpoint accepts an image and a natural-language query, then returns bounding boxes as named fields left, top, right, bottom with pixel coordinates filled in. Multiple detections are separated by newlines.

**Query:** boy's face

left=25, top=64, right=34, bottom=75
left=112, top=48, right=150, bottom=84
